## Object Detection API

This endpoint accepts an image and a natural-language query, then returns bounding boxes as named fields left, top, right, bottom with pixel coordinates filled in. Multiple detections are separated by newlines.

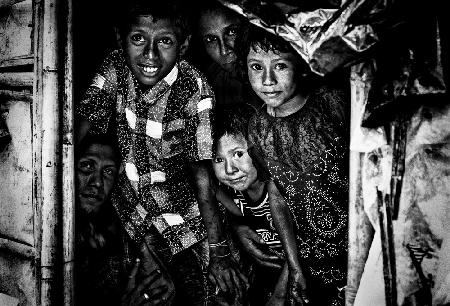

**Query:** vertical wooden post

left=33, top=0, right=63, bottom=305
left=62, top=0, right=75, bottom=304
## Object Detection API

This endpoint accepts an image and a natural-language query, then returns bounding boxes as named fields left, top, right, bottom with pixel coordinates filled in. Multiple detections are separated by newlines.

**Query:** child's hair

left=213, top=103, right=256, bottom=151
left=116, top=0, right=191, bottom=43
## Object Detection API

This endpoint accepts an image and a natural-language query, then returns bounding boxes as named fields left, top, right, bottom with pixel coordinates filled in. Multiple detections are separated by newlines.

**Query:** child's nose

left=262, top=69, right=276, bottom=86
left=225, top=160, right=237, bottom=174
left=143, top=42, right=158, bottom=59
left=220, top=38, right=232, bottom=56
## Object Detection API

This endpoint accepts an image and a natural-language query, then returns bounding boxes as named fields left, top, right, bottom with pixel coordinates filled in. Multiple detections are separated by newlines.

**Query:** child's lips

left=138, top=64, right=160, bottom=76
left=229, top=176, right=246, bottom=184
left=262, top=91, right=282, bottom=98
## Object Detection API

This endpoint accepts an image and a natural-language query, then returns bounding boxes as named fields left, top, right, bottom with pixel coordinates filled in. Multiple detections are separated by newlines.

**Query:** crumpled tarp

left=219, top=0, right=443, bottom=79
left=219, top=0, right=401, bottom=75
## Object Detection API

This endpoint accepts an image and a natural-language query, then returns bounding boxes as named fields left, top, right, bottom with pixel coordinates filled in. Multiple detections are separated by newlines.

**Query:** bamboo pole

left=62, top=0, right=75, bottom=304
left=33, top=0, right=62, bottom=305
left=346, top=63, right=376, bottom=306
left=32, top=0, right=44, bottom=304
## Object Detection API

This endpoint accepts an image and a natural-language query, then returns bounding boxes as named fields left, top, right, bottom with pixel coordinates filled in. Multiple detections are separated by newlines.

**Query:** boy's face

left=247, top=46, right=303, bottom=111
left=76, top=143, right=118, bottom=215
left=199, top=9, right=241, bottom=72
left=122, top=15, right=188, bottom=88
left=212, top=134, right=258, bottom=191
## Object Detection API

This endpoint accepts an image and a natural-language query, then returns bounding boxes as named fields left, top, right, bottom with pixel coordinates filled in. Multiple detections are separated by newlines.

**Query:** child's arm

left=76, top=119, right=91, bottom=144
left=266, top=262, right=289, bottom=306
left=189, top=161, right=248, bottom=300
left=215, top=184, right=283, bottom=268
left=267, top=180, right=309, bottom=305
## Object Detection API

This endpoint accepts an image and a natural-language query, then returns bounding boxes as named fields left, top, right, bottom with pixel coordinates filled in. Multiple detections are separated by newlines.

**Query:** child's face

left=213, top=134, right=259, bottom=191
left=247, top=46, right=303, bottom=111
left=76, top=143, right=118, bottom=215
left=199, top=9, right=241, bottom=72
left=122, top=15, right=188, bottom=88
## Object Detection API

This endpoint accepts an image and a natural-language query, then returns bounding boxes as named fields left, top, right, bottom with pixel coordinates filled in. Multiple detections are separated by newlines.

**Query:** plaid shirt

left=77, top=50, right=215, bottom=254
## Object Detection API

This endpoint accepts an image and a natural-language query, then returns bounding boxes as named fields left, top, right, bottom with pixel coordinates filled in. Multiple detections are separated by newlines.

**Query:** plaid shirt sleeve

left=184, top=73, right=215, bottom=162
left=76, top=51, right=119, bottom=134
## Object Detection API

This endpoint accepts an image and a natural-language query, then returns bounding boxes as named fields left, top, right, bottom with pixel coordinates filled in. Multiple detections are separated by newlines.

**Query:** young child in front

left=76, top=1, right=226, bottom=304
left=235, top=25, right=349, bottom=306
left=211, top=104, right=290, bottom=306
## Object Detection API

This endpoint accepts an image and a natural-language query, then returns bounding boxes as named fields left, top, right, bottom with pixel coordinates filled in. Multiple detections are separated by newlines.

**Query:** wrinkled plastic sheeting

left=219, top=0, right=426, bottom=76
left=361, top=14, right=447, bottom=128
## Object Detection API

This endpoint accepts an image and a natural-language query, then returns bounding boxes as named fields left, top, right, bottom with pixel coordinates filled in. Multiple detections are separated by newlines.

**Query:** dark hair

left=213, top=103, right=257, bottom=151
left=76, top=134, right=120, bottom=165
left=116, top=0, right=191, bottom=43
left=235, top=24, right=318, bottom=93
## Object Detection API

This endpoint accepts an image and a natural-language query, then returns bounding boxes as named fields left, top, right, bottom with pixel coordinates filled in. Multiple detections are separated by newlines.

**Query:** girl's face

left=213, top=134, right=259, bottom=191
left=247, top=46, right=304, bottom=113
left=199, top=9, right=241, bottom=72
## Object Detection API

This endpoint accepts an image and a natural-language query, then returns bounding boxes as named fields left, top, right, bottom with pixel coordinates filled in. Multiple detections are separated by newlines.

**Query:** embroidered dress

left=248, top=86, right=349, bottom=305
left=77, top=50, right=215, bottom=256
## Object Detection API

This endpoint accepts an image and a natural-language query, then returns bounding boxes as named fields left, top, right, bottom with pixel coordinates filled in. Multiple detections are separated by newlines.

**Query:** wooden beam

left=0, top=55, right=34, bottom=69
left=0, top=89, right=32, bottom=102
left=0, top=72, right=33, bottom=87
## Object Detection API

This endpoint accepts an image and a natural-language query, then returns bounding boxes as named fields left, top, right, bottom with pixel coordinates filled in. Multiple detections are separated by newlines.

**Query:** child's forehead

left=218, top=133, right=248, bottom=148
left=249, top=45, right=297, bottom=61
left=130, top=15, right=177, bottom=29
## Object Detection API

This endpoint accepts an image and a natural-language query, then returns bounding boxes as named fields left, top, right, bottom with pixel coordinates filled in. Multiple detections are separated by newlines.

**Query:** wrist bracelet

left=212, top=252, right=231, bottom=258
left=209, top=240, right=228, bottom=248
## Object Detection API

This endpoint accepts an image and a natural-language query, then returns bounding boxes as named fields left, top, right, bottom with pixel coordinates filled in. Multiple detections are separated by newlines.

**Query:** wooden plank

left=0, top=89, right=32, bottom=102
left=0, top=72, right=33, bottom=87
left=0, top=237, right=34, bottom=259
left=0, top=55, right=34, bottom=68
left=0, top=0, right=25, bottom=9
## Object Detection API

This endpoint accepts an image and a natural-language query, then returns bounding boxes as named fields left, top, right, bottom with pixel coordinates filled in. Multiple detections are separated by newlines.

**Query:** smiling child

left=76, top=1, right=220, bottom=304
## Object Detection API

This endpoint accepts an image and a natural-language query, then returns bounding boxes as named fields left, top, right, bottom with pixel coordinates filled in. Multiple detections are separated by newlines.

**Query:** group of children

left=75, top=1, right=349, bottom=305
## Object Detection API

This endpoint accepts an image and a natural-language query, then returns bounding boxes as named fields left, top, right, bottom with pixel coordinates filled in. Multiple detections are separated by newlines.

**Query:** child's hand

left=232, top=223, right=283, bottom=269
left=287, top=267, right=309, bottom=306
left=121, top=257, right=175, bottom=306
left=208, top=251, right=249, bottom=302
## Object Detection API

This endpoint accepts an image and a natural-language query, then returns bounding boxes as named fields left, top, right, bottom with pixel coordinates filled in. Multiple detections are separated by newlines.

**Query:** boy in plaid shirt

left=76, top=1, right=242, bottom=304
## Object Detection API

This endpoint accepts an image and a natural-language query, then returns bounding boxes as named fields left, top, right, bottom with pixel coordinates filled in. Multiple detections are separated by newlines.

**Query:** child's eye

left=249, top=63, right=262, bottom=71
left=204, top=36, right=217, bottom=44
left=225, top=27, right=238, bottom=37
left=158, top=37, right=174, bottom=46
left=234, top=151, right=244, bottom=158
left=274, top=62, right=288, bottom=70
left=213, top=157, right=224, bottom=163
left=130, top=34, right=145, bottom=44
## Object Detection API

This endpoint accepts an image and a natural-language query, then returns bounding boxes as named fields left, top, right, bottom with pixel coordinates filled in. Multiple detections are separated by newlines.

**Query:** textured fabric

left=231, top=188, right=283, bottom=255
left=77, top=50, right=215, bottom=254
left=76, top=207, right=135, bottom=306
left=248, top=86, right=349, bottom=305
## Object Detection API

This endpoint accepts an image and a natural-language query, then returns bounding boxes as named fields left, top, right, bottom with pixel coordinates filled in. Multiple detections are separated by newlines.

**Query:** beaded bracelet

left=209, top=240, right=228, bottom=248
